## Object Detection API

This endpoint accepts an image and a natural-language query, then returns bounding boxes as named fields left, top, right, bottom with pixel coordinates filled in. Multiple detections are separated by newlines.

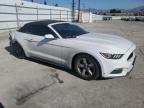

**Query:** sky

left=27, top=0, right=144, bottom=9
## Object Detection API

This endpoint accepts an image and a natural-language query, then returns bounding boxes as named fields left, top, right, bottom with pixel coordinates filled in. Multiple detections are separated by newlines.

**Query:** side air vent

left=127, top=52, right=133, bottom=61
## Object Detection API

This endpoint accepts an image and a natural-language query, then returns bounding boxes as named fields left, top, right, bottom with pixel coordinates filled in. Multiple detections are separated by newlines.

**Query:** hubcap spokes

left=77, top=58, right=95, bottom=77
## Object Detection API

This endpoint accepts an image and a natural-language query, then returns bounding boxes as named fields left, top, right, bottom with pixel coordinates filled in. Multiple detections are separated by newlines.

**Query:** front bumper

left=101, top=44, right=136, bottom=78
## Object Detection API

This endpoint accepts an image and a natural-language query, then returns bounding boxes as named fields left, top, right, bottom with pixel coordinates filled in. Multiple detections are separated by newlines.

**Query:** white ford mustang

left=9, top=20, right=136, bottom=80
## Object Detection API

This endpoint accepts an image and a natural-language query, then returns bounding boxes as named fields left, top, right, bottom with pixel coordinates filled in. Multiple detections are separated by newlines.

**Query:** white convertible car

left=9, top=20, right=136, bottom=80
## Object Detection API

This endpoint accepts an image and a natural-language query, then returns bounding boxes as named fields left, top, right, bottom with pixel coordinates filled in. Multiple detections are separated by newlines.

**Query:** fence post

left=50, top=8, right=52, bottom=20
left=71, top=10, right=74, bottom=22
left=36, top=6, right=38, bottom=21
left=15, top=3, right=20, bottom=28
left=67, top=10, right=69, bottom=21
left=60, top=10, right=61, bottom=21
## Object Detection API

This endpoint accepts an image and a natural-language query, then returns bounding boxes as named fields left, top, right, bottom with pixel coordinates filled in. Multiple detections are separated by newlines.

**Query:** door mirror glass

left=45, top=34, right=55, bottom=39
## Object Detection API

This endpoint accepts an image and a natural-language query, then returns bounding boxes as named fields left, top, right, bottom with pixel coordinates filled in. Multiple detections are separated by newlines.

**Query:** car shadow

left=5, top=46, right=111, bottom=81
left=5, top=46, right=79, bottom=78
left=5, top=45, right=14, bottom=55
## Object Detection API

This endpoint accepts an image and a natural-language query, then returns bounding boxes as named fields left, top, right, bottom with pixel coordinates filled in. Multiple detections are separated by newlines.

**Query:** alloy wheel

left=76, top=57, right=95, bottom=78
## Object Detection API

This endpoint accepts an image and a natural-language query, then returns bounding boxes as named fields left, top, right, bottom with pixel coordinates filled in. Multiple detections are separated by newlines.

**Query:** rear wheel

left=73, top=54, right=100, bottom=80
left=10, top=42, right=25, bottom=59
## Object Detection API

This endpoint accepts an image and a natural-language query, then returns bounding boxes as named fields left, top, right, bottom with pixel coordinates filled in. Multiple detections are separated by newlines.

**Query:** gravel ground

left=0, top=20, right=144, bottom=108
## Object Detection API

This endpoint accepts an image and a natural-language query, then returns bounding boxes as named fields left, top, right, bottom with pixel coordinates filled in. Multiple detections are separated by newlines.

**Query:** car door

left=25, top=25, right=62, bottom=64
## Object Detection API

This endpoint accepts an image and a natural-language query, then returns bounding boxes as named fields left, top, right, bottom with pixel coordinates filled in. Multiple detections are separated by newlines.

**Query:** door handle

left=25, top=39, right=33, bottom=41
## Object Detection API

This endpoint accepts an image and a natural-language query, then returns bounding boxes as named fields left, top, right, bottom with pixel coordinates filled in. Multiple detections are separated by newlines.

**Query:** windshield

left=52, top=23, right=88, bottom=38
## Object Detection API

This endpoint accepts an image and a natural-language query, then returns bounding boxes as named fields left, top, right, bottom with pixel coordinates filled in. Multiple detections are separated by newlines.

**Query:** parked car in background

left=9, top=20, right=136, bottom=80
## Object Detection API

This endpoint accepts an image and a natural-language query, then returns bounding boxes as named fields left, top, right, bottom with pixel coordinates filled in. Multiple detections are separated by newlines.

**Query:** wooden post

left=36, top=6, right=38, bottom=21
left=67, top=10, right=69, bottom=21
left=60, top=10, right=61, bottom=21
left=50, top=8, right=52, bottom=20
left=15, top=4, right=20, bottom=28
left=78, top=0, right=81, bottom=22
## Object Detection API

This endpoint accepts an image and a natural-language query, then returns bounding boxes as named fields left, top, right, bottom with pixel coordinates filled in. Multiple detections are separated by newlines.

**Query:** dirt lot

left=0, top=20, right=144, bottom=108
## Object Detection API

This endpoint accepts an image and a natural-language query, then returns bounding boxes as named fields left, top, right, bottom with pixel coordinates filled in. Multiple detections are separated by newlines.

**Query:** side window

left=19, top=24, right=58, bottom=38
left=29, top=25, right=47, bottom=36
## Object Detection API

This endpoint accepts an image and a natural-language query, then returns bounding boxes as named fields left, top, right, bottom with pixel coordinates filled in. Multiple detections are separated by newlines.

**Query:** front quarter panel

left=60, top=39, right=103, bottom=71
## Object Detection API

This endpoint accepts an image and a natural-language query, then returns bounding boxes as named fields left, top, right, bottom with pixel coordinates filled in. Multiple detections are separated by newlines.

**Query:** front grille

left=127, top=52, right=133, bottom=61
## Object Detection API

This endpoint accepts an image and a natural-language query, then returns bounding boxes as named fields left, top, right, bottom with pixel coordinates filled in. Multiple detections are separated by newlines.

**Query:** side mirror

left=45, top=34, right=55, bottom=39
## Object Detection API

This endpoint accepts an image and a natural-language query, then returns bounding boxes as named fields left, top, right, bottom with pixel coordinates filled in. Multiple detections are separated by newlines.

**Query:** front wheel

left=74, top=54, right=100, bottom=80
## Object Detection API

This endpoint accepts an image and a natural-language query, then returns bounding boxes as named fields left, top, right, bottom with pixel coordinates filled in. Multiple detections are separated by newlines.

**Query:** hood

left=66, top=33, right=133, bottom=54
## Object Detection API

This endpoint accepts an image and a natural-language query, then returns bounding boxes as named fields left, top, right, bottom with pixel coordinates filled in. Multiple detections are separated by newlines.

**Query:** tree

left=44, top=0, right=47, bottom=5
left=110, top=9, right=121, bottom=13
left=55, top=4, right=59, bottom=7
left=134, top=13, right=138, bottom=16
left=103, top=12, right=106, bottom=15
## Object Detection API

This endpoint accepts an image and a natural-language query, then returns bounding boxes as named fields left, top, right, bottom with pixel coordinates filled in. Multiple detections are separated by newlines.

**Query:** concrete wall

left=92, top=14, right=103, bottom=21
left=81, top=12, right=93, bottom=23
left=92, top=15, right=121, bottom=21
left=112, top=16, right=122, bottom=20
left=0, top=0, right=72, bottom=32
left=1, top=0, right=137, bottom=32
left=0, top=0, right=21, bottom=5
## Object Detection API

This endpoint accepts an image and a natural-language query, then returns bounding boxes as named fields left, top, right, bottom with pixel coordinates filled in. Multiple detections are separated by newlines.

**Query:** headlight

left=100, top=53, right=123, bottom=59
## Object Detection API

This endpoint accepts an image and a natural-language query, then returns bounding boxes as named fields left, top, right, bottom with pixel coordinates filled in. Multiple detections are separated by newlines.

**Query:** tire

left=73, top=54, right=100, bottom=80
left=10, top=42, right=25, bottom=59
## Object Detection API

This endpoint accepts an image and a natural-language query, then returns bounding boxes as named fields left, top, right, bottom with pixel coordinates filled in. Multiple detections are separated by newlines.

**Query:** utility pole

left=78, top=0, right=81, bottom=22
left=72, top=0, right=75, bottom=21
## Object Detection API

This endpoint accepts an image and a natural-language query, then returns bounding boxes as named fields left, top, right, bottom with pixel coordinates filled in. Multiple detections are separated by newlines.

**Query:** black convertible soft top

left=25, top=20, right=66, bottom=26
left=18, top=20, right=66, bottom=33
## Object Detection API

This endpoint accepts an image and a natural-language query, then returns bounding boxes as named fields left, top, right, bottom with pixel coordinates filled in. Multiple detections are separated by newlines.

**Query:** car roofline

left=48, top=21, right=71, bottom=26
